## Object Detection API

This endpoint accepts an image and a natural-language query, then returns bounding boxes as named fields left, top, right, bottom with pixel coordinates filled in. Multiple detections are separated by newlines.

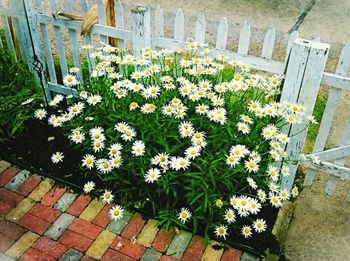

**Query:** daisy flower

left=83, top=181, right=95, bottom=193
left=110, top=156, right=122, bottom=169
left=101, top=190, right=114, bottom=204
left=178, top=208, right=192, bottom=223
left=162, top=105, right=174, bottom=116
left=141, top=103, right=156, bottom=114
left=244, top=159, right=259, bottom=173
left=224, top=209, right=236, bottom=223
left=63, top=74, right=79, bottom=87
left=92, top=140, right=104, bottom=153
left=238, top=196, right=250, bottom=211
left=253, top=219, right=267, bottom=233
left=90, top=126, right=105, bottom=140
left=229, top=195, right=239, bottom=209
left=169, top=157, right=190, bottom=171
left=82, top=154, right=95, bottom=169
left=145, top=168, right=161, bottom=183
left=132, top=140, right=146, bottom=156
left=215, top=199, right=224, bottom=208
left=280, top=189, right=290, bottom=200
left=97, top=159, right=112, bottom=174
left=214, top=225, right=228, bottom=239
left=51, top=152, right=64, bottom=163
left=257, top=189, right=267, bottom=203
left=109, top=205, right=124, bottom=220
left=109, top=143, right=123, bottom=157
left=281, top=166, right=290, bottom=176
left=185, top=146, right=201, bottom=159
left=237, top=122, right=250, bottom=134
left=291, top=186, right=299, bottom=197
left=114, top=122, right=130, bottom=133
left=249, top=199, right=261, bottom=215
left=246, top=177, right=257, bottom=189
left=129, top=102, right=139, bottom=110
left=241, top=225, right=253, bottom=238
left=230, top=145, right=249, bottom=158
left=226, top=155, right=240, bottom=167
left=69, top=131, right=85, bottom=144
left=34, top=109, right=47, bottom=120
left=267, top=166, right=279, bottom=181
left=240, top=114, right=253, bottom=124
left=195, top=104, right=209, bottom=115
left=270, top=195, right=282, bottom=208
left=87, top=95, right=102, bottom=106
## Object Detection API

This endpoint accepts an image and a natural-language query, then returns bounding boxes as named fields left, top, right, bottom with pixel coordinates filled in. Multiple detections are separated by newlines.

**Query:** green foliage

left=0, top=47, right=42, bottom=142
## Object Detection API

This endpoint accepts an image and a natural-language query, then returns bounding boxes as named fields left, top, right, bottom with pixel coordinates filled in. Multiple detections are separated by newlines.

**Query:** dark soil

left=0, top=119, right=280, bottom=256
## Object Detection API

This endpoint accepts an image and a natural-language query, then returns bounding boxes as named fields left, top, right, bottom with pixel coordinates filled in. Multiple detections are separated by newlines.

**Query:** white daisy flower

left=83, top=181, right=95, bottom=193
left=109, top=143, right=123, bottom=157
left=185, top=146, right=201, bottom=159
left=226, top=155, right=240, bottom=167
left=132, top=140, right=146, bottom=156
left=246, top=177, right=257, bottom=189
left=241, top=225, right=253, bottom=238
left=34, top=109, right=47, bottom=120
left=253, top=219, right=267, bottom=233
left=63, top=74, right=79, bottom=87
left=244, top=159, right=259, bottom=173
left=145, top=168, right=161, bottom=183
left=109, top=205, right=124, bottom=220
left=121, top=128, right=136, bottom=142
left=162, top=105, right=174, bottom=116
left=110, top=156, right=122, bottom=169
left=129, top=102, right=139, bottom=111
left=51, top=152, right=64, bottom=163
left=87, top=95, right=102, bottom=106
left=92, top=140, right=104, bottom=153
left=178, top=207, right=191, bottom=223
left=214, top=225, right=228, bottom=239
left=291, top=186, right=299, bottom=198
left=82, top=154, right=95, bottom=169
left=237, top=122, right=250, bottom=134
left=270, top=195, right=282, bottom=208
left=249, top=199, right=261, bottom=215
left=224, top=209, right=236, bottom=223
left=141, top=103, right=156, bottom=114
left=101, top=190, right=114, bottom=204
left=229, top=195, right=239, bottom=209
left=97, top=159, right=112, bottom=174
left=195, top=104, right=209, bottom=115
left=257, top=189, right=267, bottom=203
left=69, top=131, right=85, bottom=144
left=114, top=122, right=130, bottom=133
left=279, top=189, right=290, bottom=200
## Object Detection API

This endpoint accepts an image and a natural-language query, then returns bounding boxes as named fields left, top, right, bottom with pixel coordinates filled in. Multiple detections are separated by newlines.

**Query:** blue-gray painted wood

left=97, top=0, right=108, bottom=43
left=132, top=6, right=151, bottom=55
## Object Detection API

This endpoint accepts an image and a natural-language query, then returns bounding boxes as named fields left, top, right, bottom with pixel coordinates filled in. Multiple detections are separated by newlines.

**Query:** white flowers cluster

left=37, top=41, right=317, bottom=242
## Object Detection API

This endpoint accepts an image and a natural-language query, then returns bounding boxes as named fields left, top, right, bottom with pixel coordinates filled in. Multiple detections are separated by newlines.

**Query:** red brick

left=20, top=247, right=55, bottom=261
left=81, top=256, right=97, bottom=261
left=111, top=236, right=145, bottom=260
left=32, top=236, right=68, bottom=259
left=0, top=188, right=24, bottom=207
left=181, top=235, right=206, bottom=261
left=0, top=233, right=15, bottom=252
left=68, top=218, right=102, bottom=240
left=66, top=194, right=91, bottom=217
left=0, top=219, right=26, bottom=240
left=0, top=202, right=12, bottom=216
left=121, top=213, right=146, bottom=239
left=160, top=256, right=179, bottom=261
left=18, top=213, right=51, bottom=235
left=0, top=167, right=19, bottom=186
left=58, top=230, right=93, bottom=252
left=16, top=174, right=41, bottom=196
left=29, top=203, right=61, bottom=223
left=92, top=204, right=112, bottom=228
left=102, top=249, right=135, bottom=261
left=221, top=248, right=242, bottom=261
left=41, top=187, right=66, bottom=207
left=152, top=227, right=175, bottom=253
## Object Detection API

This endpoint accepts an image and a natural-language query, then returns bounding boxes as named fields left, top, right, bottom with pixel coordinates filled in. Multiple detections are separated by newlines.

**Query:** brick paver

left=0, top=162, right=253, bottom=261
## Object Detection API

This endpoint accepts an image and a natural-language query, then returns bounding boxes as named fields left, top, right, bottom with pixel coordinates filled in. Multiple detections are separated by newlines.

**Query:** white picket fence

left=0, top=0, right=350, bottom=199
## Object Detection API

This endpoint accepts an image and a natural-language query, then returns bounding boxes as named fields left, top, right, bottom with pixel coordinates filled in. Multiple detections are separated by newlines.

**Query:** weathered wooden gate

left=0, top=0, right=349, bottom=197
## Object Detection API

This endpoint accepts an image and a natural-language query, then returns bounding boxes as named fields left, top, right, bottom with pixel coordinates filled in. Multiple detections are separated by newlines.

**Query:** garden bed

left=0, top=119, right=280, bottom=256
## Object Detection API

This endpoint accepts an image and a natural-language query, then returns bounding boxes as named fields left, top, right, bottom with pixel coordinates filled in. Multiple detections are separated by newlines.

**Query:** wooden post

left=131, top=6, right=151, bottom=56
left=280, top=38, right=329, bottom=190
left=23, top=0, right=52, bottom=101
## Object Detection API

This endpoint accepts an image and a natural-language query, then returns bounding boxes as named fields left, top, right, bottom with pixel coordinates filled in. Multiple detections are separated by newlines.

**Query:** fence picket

left=281, top=39, right=329, bottom=190
left=195, top=13, right=206, bottom=44
left=174, top=8, right=184, bottom=41
left=97, top=0, right=108, bottom=43
left=238, top=21, right=250, bottom=55
left=132, top=6, right=151, bottom=55
left=38, top=0, right=57, bottom=83
left=261, top=26, right=275, bottom=59
left=80, top=0, right=89, bottom=12
left=286, top=30, right=299, bottom=61
left=64, top=0, right=72, bottom=12
left=215, top=17, right=228, bottom=50
left=114, top=0, right=125, bottom=48
left=155, top=5, right=164, bottom=37
left=304, top=44, right=350, bottom=188
left=50, top=0, right=68, bottom=77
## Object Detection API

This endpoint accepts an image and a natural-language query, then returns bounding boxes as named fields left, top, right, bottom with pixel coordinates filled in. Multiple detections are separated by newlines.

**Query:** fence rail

left=1, top=0, right=350, bottom=199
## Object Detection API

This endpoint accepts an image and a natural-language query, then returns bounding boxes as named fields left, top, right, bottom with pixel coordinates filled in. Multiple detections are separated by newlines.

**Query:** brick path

left=0, top=160, right=258, bottom=261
